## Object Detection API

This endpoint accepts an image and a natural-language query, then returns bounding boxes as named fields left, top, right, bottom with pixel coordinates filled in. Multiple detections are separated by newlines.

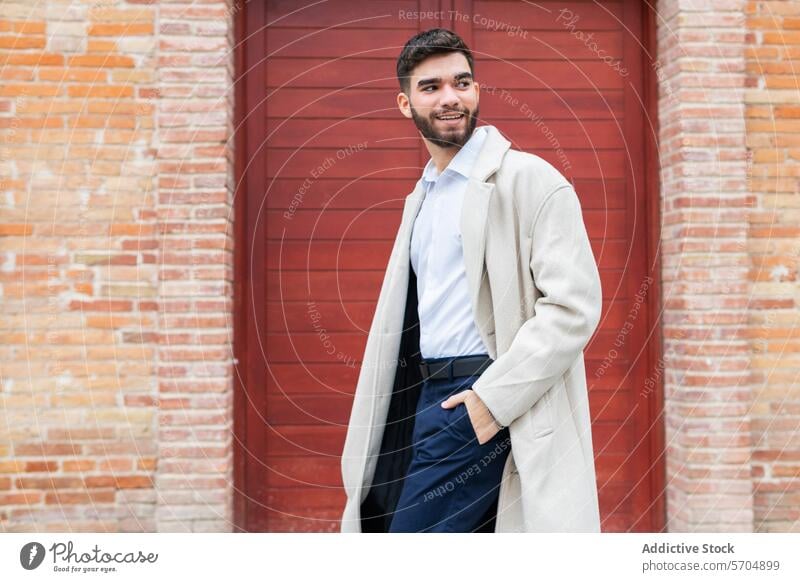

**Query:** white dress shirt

left=409, top=124, right=490, bottom=360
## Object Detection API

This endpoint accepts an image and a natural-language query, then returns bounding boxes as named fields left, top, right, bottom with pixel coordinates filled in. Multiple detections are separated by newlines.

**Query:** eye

left=458, top=80, right=470, bottom=88
left=422, top=85, right=436, bottom=92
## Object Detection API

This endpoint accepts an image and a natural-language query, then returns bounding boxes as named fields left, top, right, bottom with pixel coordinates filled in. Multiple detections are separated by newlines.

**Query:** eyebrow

left=416, top=71, right=473, bottom=89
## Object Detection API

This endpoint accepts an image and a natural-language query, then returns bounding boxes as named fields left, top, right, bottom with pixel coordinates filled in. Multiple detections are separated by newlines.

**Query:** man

left=340, top=28, right=603, bottom=533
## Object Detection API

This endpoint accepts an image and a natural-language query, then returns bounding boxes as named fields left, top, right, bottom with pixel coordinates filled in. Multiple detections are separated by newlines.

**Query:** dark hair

left=396, top=28, right=475, bottom=95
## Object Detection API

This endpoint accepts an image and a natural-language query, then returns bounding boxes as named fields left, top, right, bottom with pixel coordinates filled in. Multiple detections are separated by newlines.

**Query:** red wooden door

left=234, top=0, right=664, bottom=532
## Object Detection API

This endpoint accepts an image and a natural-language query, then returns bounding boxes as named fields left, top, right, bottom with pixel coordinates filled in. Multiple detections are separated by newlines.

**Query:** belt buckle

left=434, top=360, right=451, bottom=382
left=422, top=359, right=452, bottom=382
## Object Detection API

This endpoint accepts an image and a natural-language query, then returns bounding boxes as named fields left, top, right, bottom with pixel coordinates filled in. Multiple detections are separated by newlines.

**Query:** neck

left=424, top=128, right=474, bottom=174
left=427, top=145, right=458, bottom=174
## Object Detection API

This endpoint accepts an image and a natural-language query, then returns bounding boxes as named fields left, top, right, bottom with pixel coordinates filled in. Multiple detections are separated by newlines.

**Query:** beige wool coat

left=339, top=124, right=603, bottom=532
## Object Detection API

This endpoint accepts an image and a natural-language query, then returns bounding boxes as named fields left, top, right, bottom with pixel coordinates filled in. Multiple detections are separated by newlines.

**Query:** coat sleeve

left=470, top=183, right=602, bottom=428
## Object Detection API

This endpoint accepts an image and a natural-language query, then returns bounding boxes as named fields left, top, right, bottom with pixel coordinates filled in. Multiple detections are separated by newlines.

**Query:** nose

left=438, top=83, right=461, bottom=109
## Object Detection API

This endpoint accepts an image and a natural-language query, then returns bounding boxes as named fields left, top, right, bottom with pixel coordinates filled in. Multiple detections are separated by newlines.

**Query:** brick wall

left=657, top=0, right=756, bottom=531
left=658, top=0, right=800, bottom=533
left=745, top=0, right=800, bottom=532
left=0, top=0, right=235, bottom=532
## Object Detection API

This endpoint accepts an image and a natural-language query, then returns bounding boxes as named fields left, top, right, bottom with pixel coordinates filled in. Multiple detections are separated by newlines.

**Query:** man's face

left=397, top=52, right=480, bottom=149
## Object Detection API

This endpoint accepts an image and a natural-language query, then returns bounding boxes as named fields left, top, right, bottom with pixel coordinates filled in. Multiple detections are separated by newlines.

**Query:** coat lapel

left=457, top=126, right=512, bottom=351
left=459, top=178, right=495, bottom=333
left=402, top=179, right=426, bottom=236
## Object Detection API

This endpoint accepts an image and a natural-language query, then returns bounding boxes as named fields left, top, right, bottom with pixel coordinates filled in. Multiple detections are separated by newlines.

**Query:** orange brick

left=88, top=7, right=155, bottom=22
left=109, top=223, right=155, bottom=236
left=0, top=492, right=44, bottom=505
left=775, top=105, right=800, bottom=118
left=68, top=54, right=135, bottom=68
left=0, top=224, right=32, bottom=236
left=88, top=23, right=154, bottom=36
left=67, top=85, right=134, bottom=98
left=13, top=21, right=46, bottom=34
left=84, top=476, right=116, bottom=488
left=0, top=67, right=33, bottom=80
left=745, top=45, right=780, bottom=59
left=764, top=31, right=800, bottom=44
left=137, top=458, right=157, bottom=471
left=747, top=16, right=783, bottom=29
left=87, top=39, right=117, bottom=52
left=69, top=300, right=133, bottom=312
left=85, top=314, right=141, bottom=328
left=0, top=460, right=24, bottom=473
left=16, top=477, right=83, bottom=489
left=765, top=75, right=800, bottom=89
left=0, top=83, right=60, bottom=97
left=24, top=461, right=58, bottom=473
left=773, top=465, right=800, bottom=478
left=39, top=67, right=109, bottom=82
left=0, top=116, right=61, bottom=129
left=0, top=52, right=62, bottom=66
left=45, top=491, right=116, bottom=505
left=753, top=149, right=785, bottom=163
left=96, top=458, right=134, bottom=472
left=68, top=115, right=136, bottom=129
left=62, top=460, right=96, bottom=472
left=0, top=35, right=46, bottom=49
left=115, top=475, right=153, bottom=489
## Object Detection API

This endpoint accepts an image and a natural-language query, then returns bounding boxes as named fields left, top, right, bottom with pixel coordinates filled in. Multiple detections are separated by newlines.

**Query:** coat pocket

left=528, top=384, right=555, bottom=438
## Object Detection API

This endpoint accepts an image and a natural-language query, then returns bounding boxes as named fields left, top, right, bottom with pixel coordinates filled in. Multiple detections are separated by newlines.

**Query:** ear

left=397, top=91, right=412, bottom=119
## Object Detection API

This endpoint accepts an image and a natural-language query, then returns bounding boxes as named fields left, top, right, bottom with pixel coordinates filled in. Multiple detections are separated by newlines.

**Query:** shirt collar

left=421, top=125, right=491, bottom=185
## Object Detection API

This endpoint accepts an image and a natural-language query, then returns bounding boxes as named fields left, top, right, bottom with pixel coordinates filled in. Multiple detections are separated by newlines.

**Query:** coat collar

left=401, top=124, right=512, bottom=354
left=469, top=124, right=512, bottom=182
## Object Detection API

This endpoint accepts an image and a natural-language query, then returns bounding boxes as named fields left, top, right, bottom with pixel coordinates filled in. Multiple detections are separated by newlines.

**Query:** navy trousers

left=387, top=367, right=512, bottom=533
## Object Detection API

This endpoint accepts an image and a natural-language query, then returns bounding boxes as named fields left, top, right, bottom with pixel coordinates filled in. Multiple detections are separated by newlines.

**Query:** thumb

left=441, top=390, right=468, bottom=409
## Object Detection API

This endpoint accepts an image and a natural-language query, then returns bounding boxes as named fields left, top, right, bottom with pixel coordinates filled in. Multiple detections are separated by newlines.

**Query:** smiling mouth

left=435, top=111, right=466, bottom=124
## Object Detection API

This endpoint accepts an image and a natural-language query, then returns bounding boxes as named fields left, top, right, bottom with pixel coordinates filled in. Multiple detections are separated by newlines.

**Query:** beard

left=410, top=102, right=480, bottom=149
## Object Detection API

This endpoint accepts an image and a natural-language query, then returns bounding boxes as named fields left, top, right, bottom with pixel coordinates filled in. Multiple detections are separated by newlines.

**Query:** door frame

left=231, top=0, right=666, bottom=532
left=232, top=0, right=269, bottom=532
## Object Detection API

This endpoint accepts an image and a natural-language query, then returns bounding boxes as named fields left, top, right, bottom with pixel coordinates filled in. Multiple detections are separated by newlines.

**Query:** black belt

left=418, top=354, right=493, bottom=382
